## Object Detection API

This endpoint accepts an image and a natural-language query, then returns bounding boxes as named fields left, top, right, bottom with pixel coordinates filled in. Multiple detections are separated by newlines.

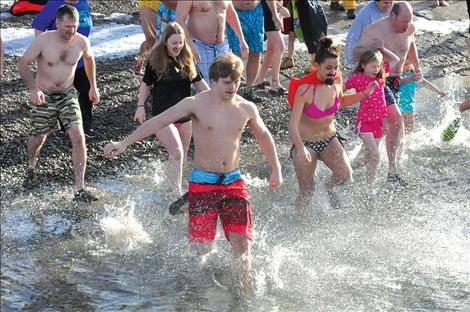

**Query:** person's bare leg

left=259, top=40, right=274, bottom=84
left=229, top=232, right=251, bottom=294
left=26, top=134, right=47, bottom=168
left=139, top=7, right=157, bottom=56
left=292, top=147, right=318, bottom=209
left=67, top=125, right=86, bottom=190
left=288, top=31, right=295, bottom=59
left=156, top=124, right=185, bottom=194
left=320, top=139, right=352, bottom=192
left=385, top=104, right=403, bottom=175
left=246, top=52, right=261, bottom=87
left=265, top=31, right=284, bottom=90
left=359, top=133, right=380, bottom=183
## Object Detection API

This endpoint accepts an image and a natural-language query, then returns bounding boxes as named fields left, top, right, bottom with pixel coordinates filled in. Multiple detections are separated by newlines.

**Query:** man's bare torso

left=188, top=92, right=253, bottom=173
left=188, top=0, right=229, bottom=45
left=232, top=0, right=260, bottom=11
left=365, top=18, right=415, bottom=76
left=36, top=31, right=85, bottom=92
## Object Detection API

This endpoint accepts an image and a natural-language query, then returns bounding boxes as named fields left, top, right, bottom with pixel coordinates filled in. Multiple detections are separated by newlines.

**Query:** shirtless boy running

left=104, top=53, right=282, bottom=290
left=18, top=5, right=100, bottom=202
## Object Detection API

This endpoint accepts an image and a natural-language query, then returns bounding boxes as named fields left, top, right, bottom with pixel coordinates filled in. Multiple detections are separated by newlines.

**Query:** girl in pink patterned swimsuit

left=345, top=50, right=397, bottom=183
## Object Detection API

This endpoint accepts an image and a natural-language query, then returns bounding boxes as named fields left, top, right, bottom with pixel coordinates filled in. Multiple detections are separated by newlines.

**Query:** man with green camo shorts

left=18, top=5, right=100, bottom=202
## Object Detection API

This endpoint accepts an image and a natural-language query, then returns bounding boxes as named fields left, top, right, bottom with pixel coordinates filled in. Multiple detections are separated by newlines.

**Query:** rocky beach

left=1, top=0, right=469, bottom=202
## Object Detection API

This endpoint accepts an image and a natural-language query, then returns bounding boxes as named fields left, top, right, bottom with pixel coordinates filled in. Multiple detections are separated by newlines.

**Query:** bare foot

left=438, top=0, right=449, bottom=6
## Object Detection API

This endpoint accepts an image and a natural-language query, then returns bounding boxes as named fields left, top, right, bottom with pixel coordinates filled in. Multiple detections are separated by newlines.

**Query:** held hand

left=133, top=106, right=146, bottom=124
left=364, top=81, right=378, bottom=97
left=279, top=6, right=290, bottom=19
left=31, top=88, right=45, bottom=106
left=240, top=39, right=249, bottom=58
left=89, top=86, right=100, bottom=105
left=371, top=38, right=385, bottom=50
left=268, top=169, right=283, bottom=189
left=411, top=71, right=422, bottom=81
left=103, top=141, right=126, bottom=158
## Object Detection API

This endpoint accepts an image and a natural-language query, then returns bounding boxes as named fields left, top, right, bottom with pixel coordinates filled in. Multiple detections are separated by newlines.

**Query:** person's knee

left=229, top=233, right=250, bottom=256
left=68, top=127, right=85, bottom=146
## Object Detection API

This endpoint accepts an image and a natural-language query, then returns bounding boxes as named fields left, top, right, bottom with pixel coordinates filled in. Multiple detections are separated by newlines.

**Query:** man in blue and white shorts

left=176, top=0, right=248, bottom=86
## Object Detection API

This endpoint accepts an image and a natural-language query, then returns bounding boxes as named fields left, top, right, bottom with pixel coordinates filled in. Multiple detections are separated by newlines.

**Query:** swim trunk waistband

left=189, top=168, right=242, bottom=185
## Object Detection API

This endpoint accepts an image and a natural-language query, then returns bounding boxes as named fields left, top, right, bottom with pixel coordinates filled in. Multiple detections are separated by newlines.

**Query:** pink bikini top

left=301, top=84, right=341, bottom=119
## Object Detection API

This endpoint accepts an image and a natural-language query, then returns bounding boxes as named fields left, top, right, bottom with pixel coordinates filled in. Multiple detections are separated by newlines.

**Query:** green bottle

left=441, top=116, right=462, bottom=142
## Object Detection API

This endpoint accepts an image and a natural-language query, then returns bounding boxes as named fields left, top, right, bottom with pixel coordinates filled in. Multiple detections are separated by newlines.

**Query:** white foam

left=414, top=16, right=469, bottom=35
left=2, top=23, right=144, bottom=60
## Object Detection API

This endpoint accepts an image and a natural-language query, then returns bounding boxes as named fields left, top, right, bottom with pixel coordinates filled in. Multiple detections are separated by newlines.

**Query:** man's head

left=209, top=53, right=244, bottom=100
left=375, top=0, right=394, bottom=13
left=389, top=1, right=413, bottom=34
left=56, top=5, right=79, bottom=41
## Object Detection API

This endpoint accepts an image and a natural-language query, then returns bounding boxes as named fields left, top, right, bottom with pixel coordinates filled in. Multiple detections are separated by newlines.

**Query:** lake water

left=1, top=77, right=469, bottom=311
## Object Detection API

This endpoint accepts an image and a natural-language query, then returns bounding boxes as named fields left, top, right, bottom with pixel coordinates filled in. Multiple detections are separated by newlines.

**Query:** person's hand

left=363, top=81, right=378, bottom=97
left=440, top=90, right=449, bottom=97
left=189, top=41, right=201, bottom=63
left=239, top=39, right=249, bottom=58
left=411, top=71, right=422, bottom=81
left=371, top=38, right=385, bottom=50
left=268, top=169, right=283, bottom=189
left=31, top=88, right=45, bottom=106
left=133, top=106, right=146, bottom=124
left=104, top=141, right=126, bottom=158
left=89, top=86, right=100, bottom=105
left=279, top=6, right=290, bottom=19
left=295, top=145, right=312, bottom=163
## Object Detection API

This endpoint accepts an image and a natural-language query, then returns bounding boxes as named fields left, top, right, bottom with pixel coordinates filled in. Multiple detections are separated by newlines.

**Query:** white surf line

left=2, top=23, right=144, bottom=60
left=1, top=16, right=467, bottom=60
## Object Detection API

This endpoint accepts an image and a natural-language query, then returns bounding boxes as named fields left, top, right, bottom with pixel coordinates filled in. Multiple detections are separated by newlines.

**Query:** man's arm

left=352, top=27, right=378, bottom=61
left=18, top=36, right=45, bottom=105
left=226, top=2, right=248, bottom=57
left=175, top=1, right=200, bottom=61
left=104, top=97, right=196, bottom=157
left=247, top=102, right=282, bottom=189
left=406, top=39, right=421, bottom=74
left=81, top=37, right=100, bottom=105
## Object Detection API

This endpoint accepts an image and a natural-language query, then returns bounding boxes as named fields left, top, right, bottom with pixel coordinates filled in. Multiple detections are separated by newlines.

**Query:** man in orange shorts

left=104, top=53, right=282, bottom=291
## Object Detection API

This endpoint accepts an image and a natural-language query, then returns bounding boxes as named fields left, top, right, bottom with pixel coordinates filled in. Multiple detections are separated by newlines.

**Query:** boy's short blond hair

left=209, top=53, right=244, bottom=82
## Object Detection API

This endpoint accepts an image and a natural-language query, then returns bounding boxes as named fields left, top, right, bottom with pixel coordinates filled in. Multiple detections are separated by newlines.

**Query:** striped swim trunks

left=30, top=87, right=82, bottom=136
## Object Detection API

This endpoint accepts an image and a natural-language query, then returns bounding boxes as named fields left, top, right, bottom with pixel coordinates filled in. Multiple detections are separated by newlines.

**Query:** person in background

left=135, top=0, right=160, bottom=74
left=32, top=0, right=98, bottom=139
left=228, top=0, right=264, bottom=102
left=155, top=1, right=176, bottom=42
left=345, top=0, right=394, bottom=65
left=280, top=0, right=296, bottom=70
left=111, top=23, right=208, bottom=195
left=257, top=0, right=290, bottom=95
left=19, top=5, right=100, bottom=202
left=330, top=0, right=356, bottom=20
left=176, top=0, right=248, bottom=86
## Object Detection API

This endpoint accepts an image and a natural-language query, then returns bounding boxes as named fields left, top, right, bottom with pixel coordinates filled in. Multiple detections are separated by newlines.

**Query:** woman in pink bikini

left=288, top=37, right=374, bottom=209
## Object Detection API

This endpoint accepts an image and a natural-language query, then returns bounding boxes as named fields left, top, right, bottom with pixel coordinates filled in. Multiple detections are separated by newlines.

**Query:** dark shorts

left=30, top=87, right=82, bottom=136
left=188, top=169, right=252, bottom=243
left=385, top=76, right=400, bottom=106
left=261, top=0, right=277, bottom=33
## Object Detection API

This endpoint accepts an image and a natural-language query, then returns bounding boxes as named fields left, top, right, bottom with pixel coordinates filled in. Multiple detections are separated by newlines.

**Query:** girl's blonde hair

left=353, top=50, right=386, bottom=82
left=147, top=22, right=197, bottom=80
